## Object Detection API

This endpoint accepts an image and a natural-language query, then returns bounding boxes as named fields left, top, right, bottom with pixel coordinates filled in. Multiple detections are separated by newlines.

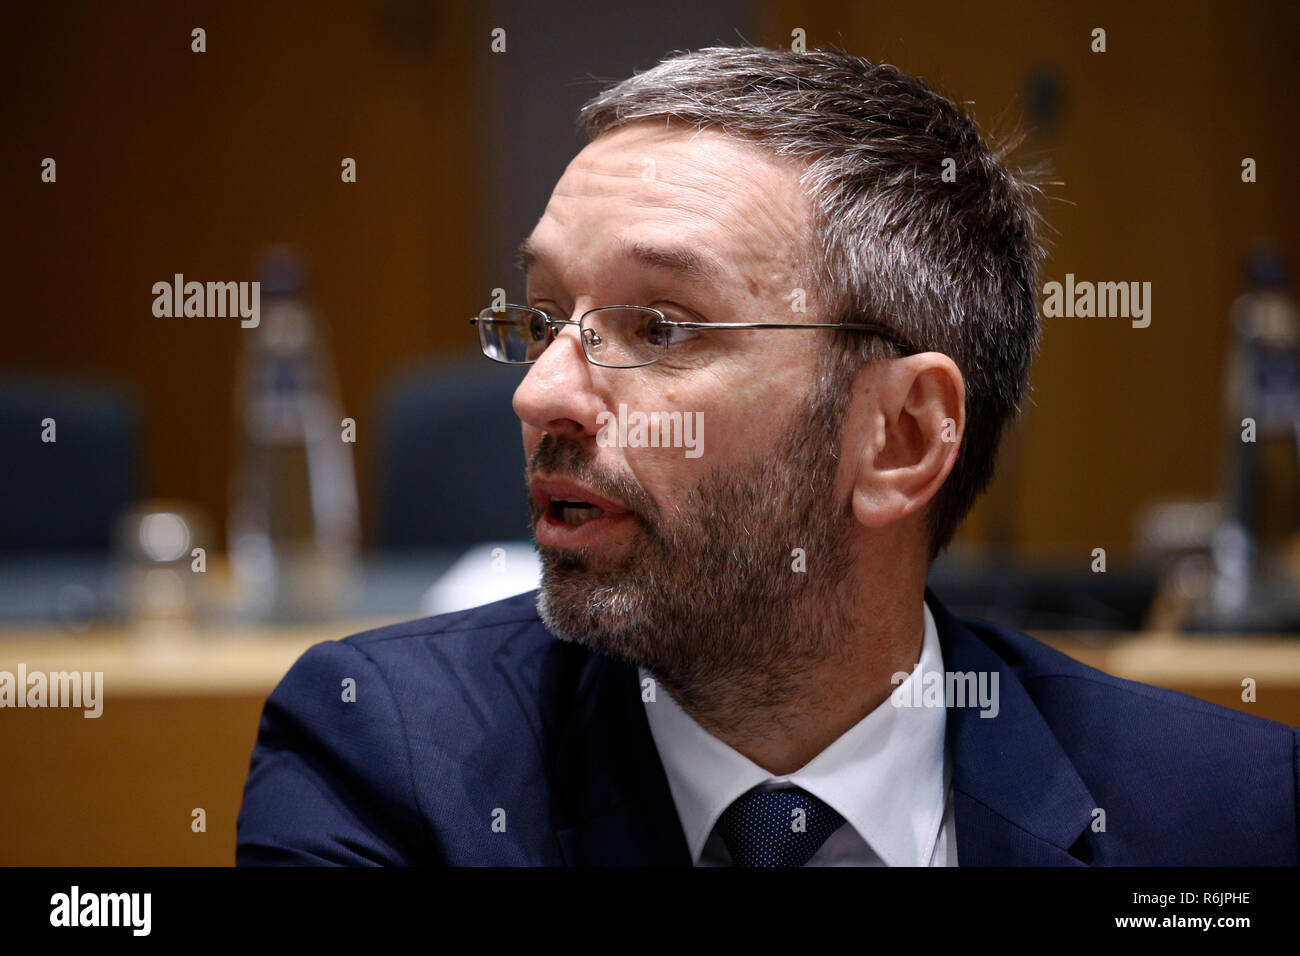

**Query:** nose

left=512, top=319, right=607, bottom=442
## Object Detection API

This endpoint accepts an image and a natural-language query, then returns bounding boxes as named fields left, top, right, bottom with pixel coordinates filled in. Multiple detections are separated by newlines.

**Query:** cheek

left=617, top=403, right=744, bottom=499
left=613, top=396, right=714, bottom=499
left=613, top=360, right=803, bottom=492
left=624, top=452, right=693, bottom=507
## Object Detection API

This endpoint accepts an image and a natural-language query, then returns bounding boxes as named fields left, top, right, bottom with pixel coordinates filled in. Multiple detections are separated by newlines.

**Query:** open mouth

left=530, top=477, right=634, bottom=542
left=550, top=498, right=607, bottom=527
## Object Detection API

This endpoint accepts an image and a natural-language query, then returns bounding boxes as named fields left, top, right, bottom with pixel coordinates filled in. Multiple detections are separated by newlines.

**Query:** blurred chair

left=927, top=547, right=1160, bottom=632
left=0, top=377, right=137, bottom=553
left=374, top=357, right=530, bottom=551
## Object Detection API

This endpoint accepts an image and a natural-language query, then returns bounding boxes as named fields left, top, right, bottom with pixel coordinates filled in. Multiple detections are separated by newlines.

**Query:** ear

left=848, top=353, right=965, bottom=530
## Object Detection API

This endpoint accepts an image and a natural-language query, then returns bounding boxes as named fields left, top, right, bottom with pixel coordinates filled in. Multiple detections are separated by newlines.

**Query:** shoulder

left=967, top=615, right=1294, bottom=746
left=344, top=588, right=549, bottom=650
left=340, top=588, right=552, bottom=661
left=962, top=613, right=1298, bottom=858
left=237, top=590, right=575, bottom=864
left=285, top=589, right=568, bottom=716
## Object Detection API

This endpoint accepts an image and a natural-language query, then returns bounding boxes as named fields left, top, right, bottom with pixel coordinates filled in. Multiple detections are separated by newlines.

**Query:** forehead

left=526, top=122, right=811, bottom=292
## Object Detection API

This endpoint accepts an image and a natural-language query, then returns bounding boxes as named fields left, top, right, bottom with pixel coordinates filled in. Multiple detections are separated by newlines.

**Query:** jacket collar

left=550, top=643, right=692, bottom=865
left=550, top=588, right=1097, bottom=866
left=926, top=586, right=1096, bottom=865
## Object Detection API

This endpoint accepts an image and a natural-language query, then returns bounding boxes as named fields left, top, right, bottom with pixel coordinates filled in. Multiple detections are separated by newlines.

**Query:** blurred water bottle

left=1206, top=245, right=1300, bottom=629
left=228, top=247, right=359, bottom=621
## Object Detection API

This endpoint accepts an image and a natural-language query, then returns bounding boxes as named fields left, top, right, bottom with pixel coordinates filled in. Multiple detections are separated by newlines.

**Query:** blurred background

left=2, top=0, right=1299, bottom=864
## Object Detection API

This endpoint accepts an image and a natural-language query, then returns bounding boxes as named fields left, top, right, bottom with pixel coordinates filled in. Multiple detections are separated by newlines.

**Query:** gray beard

left=530, top=381, right=859, bottom=726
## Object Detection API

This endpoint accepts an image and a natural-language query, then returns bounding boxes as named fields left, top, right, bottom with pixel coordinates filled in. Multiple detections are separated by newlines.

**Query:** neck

left=659, top=573, right=928, bottom=777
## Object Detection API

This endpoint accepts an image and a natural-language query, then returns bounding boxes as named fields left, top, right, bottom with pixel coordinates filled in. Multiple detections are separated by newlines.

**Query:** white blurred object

left=228, top=247, right=359, bottom=623
left=115, top=501, right=211, bottom=626
left=420, top=542, right=542, bottom=616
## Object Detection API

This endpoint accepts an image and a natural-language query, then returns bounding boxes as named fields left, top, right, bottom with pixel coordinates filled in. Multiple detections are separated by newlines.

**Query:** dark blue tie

left=714, top=786, right=846, bottom=867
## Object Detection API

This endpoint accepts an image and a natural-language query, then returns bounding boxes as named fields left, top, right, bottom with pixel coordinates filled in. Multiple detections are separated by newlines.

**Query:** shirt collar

left=641, top=597, right=948, bottom=866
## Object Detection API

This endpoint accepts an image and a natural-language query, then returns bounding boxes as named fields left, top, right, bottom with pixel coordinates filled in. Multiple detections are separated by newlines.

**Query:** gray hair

left=578, top=45, right=1046, bottom=563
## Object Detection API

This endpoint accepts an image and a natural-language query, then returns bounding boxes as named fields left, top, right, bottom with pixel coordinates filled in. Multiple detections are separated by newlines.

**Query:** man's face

left=514, top=121, right=860, bottom=700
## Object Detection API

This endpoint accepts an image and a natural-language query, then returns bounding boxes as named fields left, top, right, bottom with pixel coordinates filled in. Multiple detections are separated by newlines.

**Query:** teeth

left=558, top=504, right=605, bottom=526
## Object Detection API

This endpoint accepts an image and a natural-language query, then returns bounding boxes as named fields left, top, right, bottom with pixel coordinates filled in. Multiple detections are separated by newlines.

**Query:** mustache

left=525, top=433, right=660, bottom=520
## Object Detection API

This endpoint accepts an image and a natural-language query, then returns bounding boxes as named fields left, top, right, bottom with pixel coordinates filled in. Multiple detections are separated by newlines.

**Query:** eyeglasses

left=470, top=304, right=919, bottom=368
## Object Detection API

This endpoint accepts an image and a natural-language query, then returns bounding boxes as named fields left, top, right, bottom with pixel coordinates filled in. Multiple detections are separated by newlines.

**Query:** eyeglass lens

left=477, top=306, right=668, bottom=368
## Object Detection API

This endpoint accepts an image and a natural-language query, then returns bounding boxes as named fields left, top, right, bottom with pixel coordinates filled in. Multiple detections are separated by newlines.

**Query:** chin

left=536, top=571, right=646, bottom=651
left=534, top=589, right=577, bottom=644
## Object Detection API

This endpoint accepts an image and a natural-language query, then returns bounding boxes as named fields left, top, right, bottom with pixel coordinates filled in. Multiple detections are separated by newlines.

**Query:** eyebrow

left=515, top=236, right=724, bottom=285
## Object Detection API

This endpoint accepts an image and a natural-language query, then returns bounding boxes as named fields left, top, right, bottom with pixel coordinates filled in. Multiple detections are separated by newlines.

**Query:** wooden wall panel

left=0, top=0, right=484, bottom=548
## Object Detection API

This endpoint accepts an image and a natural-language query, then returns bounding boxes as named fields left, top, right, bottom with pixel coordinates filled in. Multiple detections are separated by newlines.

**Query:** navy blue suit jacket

left=236, top=587, right=1300, bottom=865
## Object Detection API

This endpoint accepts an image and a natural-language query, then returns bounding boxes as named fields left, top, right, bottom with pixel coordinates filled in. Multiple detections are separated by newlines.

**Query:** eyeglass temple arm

left=469, top=315, right=582, bottom=327
left=660, top=319, right=919, bottom=354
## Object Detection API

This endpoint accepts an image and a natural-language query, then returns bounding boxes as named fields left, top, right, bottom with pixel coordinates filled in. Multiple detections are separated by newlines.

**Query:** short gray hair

left=579, top=45, right=1046, bottom=563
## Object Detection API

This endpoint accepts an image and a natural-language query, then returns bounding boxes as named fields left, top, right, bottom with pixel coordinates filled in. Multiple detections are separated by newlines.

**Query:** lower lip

left=535, top=508, right=637, bottom=548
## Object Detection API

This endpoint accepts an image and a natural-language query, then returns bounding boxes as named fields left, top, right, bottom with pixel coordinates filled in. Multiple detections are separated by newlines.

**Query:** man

left=236, top=46, right=1298, bottom=866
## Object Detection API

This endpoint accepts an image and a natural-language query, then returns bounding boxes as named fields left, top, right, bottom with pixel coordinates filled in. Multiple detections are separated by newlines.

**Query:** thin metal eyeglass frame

left=469, top=303, right=920, bottom=369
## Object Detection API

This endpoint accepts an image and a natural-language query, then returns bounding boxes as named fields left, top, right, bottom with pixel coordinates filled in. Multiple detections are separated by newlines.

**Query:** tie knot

left=714, top=786, right=846, bottom=867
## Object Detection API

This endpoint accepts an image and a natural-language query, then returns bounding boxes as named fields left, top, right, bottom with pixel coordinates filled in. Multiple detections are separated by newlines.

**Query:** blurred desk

left=1030, top=630, right=1300, bottom=725
left=0, top=619, right=388, bottom=694
left=0, top=618, right=391, bottom=867
left=1, top=622, right=1297, bottom=865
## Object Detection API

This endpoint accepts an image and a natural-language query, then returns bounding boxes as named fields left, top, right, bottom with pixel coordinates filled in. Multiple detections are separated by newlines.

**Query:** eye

left=645, top=307, right=701, bottom=347
left=526, top=312, right=550, bottom=342
left=644, top=319, right=691, bottom=347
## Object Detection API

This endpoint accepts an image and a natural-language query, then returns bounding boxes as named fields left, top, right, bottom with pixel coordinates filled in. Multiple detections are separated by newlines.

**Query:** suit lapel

left=550, top=647, right=692, bottom=866
left=926, top=587, right=1097, bottom=865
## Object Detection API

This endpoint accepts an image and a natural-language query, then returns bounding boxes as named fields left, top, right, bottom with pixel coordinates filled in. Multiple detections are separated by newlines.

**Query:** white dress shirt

left=640, top=597, right=958, bottom=866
